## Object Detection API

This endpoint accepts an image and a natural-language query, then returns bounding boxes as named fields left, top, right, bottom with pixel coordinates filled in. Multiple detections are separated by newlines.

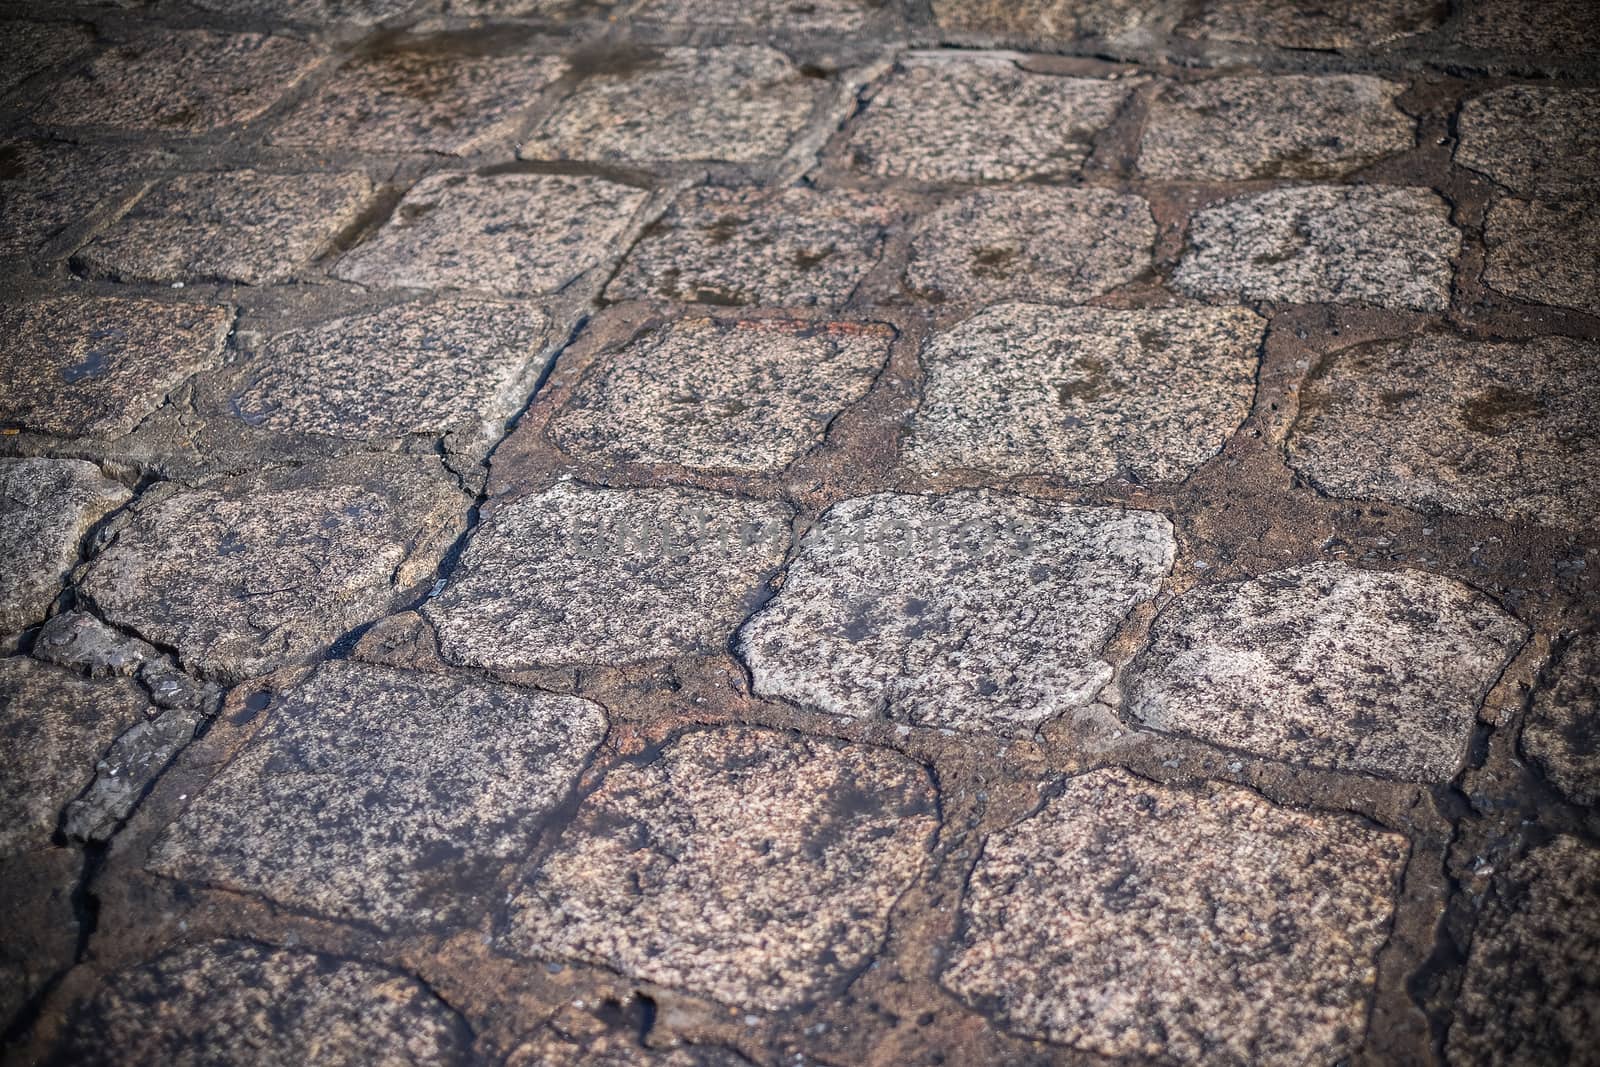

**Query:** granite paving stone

left=190, top=0, right=422, bottom=24
left=1457, top=0, right=1600, bottom=56
left=1521, top=633, right=1600, bottom=806
left=0, top=460, right=129, bottom=635
left=1482, top=198, right=1600, bottom=316
left=505, top=728, right=937, bottom=1010
left=0, top=20, right=92, bottom=93
left=0, top=141, right=151, bottom=259
left=1176, top=0, right=1448, bottom=49
left=739, top=492, right=1175, bottom=735
left=1455, top=87, right=1600, bottom=199
left=633, top=0, right=885, bottom=31
left=930, top=0, right=1186, bottom=41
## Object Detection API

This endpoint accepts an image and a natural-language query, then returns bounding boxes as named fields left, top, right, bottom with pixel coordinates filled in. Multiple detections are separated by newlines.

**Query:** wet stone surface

left=0, top=140, right=150, bottom=259
left=739, top=493, right=1174, bottom=735
left=905, top=303, right=1263, bottom=483
left=1287, top=333, right=1600, bottom=530
left=944, top=767, right=1408, bottom=1064
left=425, top=482, right=792, bottom=670
left=1521, top=634, right=1600, bottom=806
left=0, top=20, right=91, bottom=93
left=548, top=315, right=892, bottom=474
left=1482, top=198, right=1600, bottom=317
left=0, top=459, right=130, bottom=635
left=150, top=661, right=606, bottom=929
left=1123, top=562, right=1527, bottom=782
left=1455, top=87, right=1600, bottom=200
left=1176, top=0, right=1448, bottom=49
left=505, top=727, right=937, bottom=1011
left=1175, top=185, right=1456, bottom=310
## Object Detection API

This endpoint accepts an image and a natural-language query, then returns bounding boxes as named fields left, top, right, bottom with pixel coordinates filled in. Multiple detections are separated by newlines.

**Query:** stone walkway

left=1, top=1, right=1597, bottom=1065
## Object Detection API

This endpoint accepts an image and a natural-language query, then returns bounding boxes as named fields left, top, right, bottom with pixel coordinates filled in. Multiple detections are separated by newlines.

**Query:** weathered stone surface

left=74, top=170, right=373, bottom=286
left=509, top=1017, right=748, bottom=1067
left=520, top=45, right=825, bottom=166
left=32, top=612, right=157, bottom=679
left=634, top=0, right=884, bottom=30
left=231, top=298, right=553, bottom=441
left=1522, top=633, right=1600, bottom=806
left=1482, top=198, right=1600, bottom=316
left=0, top=141, right=150, bottom=259
left=1458, top=0, right=1600, bottom=56
left=0, top=848, right=81, bottom=1029
left=0, top=296, right=231, bottom=439
left=35, top=31, right=321, bottom=134
left=739, top=493, right=1174, bottom=735
left=57, top=941, right=473, bottom=1066
left=335, top=172, right=646, bottom=297
left=272, top=31, right=567, bottom=154
left=1175, top=185, right=1456, bottom=310
left=1139, top=74, right=1414, bottom=180
left=506, top=728, right=937, bottom=1010
left=1455, top=87, right=1600, bottom=199
left=1178, top=0, right=1447, bottom=48
left=905, top=304, right=1263, bottom=482
left=844, top=56, right=1132, bottom=182
left=945, top=767, right=1407, bottom=1063
left=605, top=186, right=902, bottom=307
left=906, top=187, right=1154, bottom=304
left=1288, top=334, right=1600, bottom=529
left=1448, top=837, right=1600, bottom=1066
left=66, top=702, right=205, bottom=843
left=150, top=661, right=605, bottom=929
left=426, top=482, right=791, bottom=669
left=548, top=316, right=891, bottom=473
left=0, top=20, right=91, bottom=93
left=0, top=460, right=129, bottom=635
left=79, top=459, right=466, bottom=683
left=931, top=0, right=1185, bottom=41
left=190, top=0, right=419, bottom=24
left=1124, top=562, right=1526, bottom=781
left=0, top=657, right=151, bottom=857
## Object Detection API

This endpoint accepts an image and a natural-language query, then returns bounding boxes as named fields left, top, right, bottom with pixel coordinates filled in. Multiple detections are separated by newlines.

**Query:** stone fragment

left=425, top=482, right=791, bottom=669
left=548, top=316, right=892, bottom=473
left=906, top=304, right=1264, bottom=482
left=272, top=30, right=567, bottom=154
left=0, top=20, right=91, bottom=93
left=35, top=31, right=321, bottom=134
left=150, top=661, right=605, bottom=928
left=1124, top=562, right=1526, bottom=781
left=0, top=296, right=231, bottom=439
left=1447, top=837, right=1600, bottom=1065
left=1177, top=0, right=1447, bottom=48
left=190, top=0, right=420, bottom=24
left=945, top=767, right=1407, bottom=1064
left=0, top=849, right=81, bottom=1029
left=520, top=45, right=825, bottom=166
left=905, top=187, right=1154, bottom=304
left=739, top=493, right=1174, bottom=735
left=506, top=728, right=937, bottom=1010
left=1521, top=633, right=1600, bottom=805
left=605, top=186, right=902, bottom=308
left=74, top=170, right=373, bottom=286
left=634, top=0, right=884, bottom=31
left=1139, top=75, right=1414, bottom=180
left=1174, top=185, right=1455, bottom=310
left=0, top=140, right=150, bottom=259
left=57, top=941, right=473, bottom=1066
left=231, top=298, right=553, bottom=441
left=66, top=703, right=205, bottom=843
left=1458, top=0, right=1600, bottom=56
left=844, top=57, right=1132, bottom=183
left=1482, top=198, right=1600, bottom=316
left=1288, top=334, right=1600, bottom=529
left=0, top=460, right=130, bottom=635
left=32, top=612, right=156, bottom=679
left=335, top=172, right=646, bottom=297
left=79, top=459, right=466, bottom=683
left=1455, top=87, right=1600, bottom=199
left=931, top=0, right=1186, bottom=41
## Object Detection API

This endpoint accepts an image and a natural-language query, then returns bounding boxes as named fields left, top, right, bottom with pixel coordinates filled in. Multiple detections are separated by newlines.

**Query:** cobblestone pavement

left=1, top=1, right=1597, bottom=1065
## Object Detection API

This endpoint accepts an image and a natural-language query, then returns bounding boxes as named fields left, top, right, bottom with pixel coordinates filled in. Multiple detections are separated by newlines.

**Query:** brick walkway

left=1, top=1, right=1597, bottom=1064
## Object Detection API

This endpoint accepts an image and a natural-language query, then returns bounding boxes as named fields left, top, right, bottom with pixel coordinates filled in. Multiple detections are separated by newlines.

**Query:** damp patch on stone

left=0, top=459, right=130, bottom=635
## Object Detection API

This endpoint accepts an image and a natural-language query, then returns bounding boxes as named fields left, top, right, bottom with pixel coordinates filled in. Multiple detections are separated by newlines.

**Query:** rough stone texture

left=930, top=0, right=1185, bottom=40
left=425, top=482, right=792, bottom=669
left=0, top=459, right=130, bottom=635
left=844, top=57, right=1132, bottom=183
left=605, top=186, right=901, bottom=307
left=1178, top=0, right=1448, bottom=48
left=0, top=296, right=232, bottom=439
left=191, top=0, right=423, bottom=24
left=548, top=316, right=892, bottom=473
left=509, top=1027, right=748, bottom=1067
left=1455, top=87, right=1600, bottom=200
left=506, top=728, right=937, bottom=1010
left=739, top=493, right=1175, bottom=735
left=58, top=941, right=474, bottom=1066
left=1447, top=837, right=1600, bottom=1066
left=0, top=20, right=91, bottom=93
left=31, top=612, right=157, bottom=680
left=74, top=170, right=373, bottom=286
left=1482, top=198, right=1600, bottom=316
left=1288, top=333, right=1600, bottom=530
left=150, top=661, right=606, bottom=929
left=0, top=657, right=151, bottom=857
left=1175, top=185, right=1456, bottom=310
left=1521, top=634, right=1600, bottom=806
left=335, top=172, right=646, bottom=297
left=0, top=140, right=149, bottom=259
left=944, top=767, right=1408, bottom=1064
left=905, top=303, right=1264, bottom=482
left=65, top=703, right=206, bottom=843
left=79, top=459, right=466, bottom=683
left=34, top=31, right=321, bottom=134
left=271, top=32, right=568, bottom=154
left=231, top=298, right=553, bottom=441
left=1123, top=562, right=1527, bottom=781
left=1139, top=74, right=1415, bottom=180
left=634, top=0, right=883, bottom=31
left=1458, top=0, right=1600, bottom=56
left=0, top=848, right=81, bottom=1030
left=520, top=45, right=825, bottom=166
left=905, top=187, right=1154, bottom=304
